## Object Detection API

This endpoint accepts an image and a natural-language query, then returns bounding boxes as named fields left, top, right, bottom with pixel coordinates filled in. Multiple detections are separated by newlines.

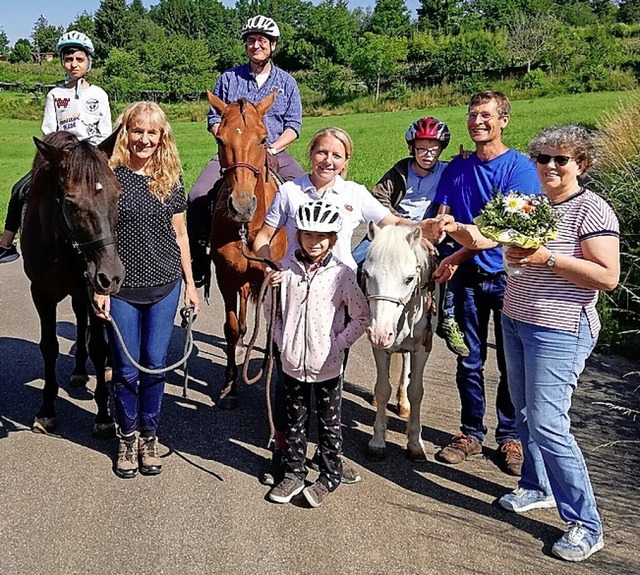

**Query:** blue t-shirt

left=207, top=63, right=302, bottom=143
left=398, top=161, right=447, bottom=221
left=434, top=148, right=540, bottom=273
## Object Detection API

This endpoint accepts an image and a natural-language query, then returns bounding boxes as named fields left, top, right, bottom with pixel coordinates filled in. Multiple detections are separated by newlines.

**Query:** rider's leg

left=1, top=172, right=32, bottom=262
left=273, top=151, right=305, bottom=181
left=187, top=156, right=222, bottom=285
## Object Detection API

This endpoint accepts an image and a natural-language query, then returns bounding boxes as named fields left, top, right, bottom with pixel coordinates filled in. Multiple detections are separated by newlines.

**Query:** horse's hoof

left=398, top=405, right=410, bottom=419
left=93, top=420, right=116, bottom=439
left=406, top=448, right=427, bottom=462
left=218, top=395, right=239, bottom=410
left=33, top=417, right=57, bottom=434
left=70, top=374, right=90, bottom=387
left=366, top=445, right=386, bottom=462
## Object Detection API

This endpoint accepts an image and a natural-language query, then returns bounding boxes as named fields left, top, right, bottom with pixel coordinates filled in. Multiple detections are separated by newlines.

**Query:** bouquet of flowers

left=474, top=190, right=560, bottom=248
left=474, top=190, right=561, bottom=274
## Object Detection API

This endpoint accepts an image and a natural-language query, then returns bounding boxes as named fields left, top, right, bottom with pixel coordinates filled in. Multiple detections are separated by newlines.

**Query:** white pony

left=362, top=223, right=438, bottom=461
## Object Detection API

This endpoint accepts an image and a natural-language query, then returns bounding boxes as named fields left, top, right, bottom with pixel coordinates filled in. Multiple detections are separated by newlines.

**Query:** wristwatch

left=267, top=146, right=279, bottom=156
left=546, top=251, right=557, bottom=268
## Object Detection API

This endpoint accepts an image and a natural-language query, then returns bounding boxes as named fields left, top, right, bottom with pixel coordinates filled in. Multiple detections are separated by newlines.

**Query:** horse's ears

left=367, top=221, right=380, bottom=241
left=98, top=125, right=122, bottom=159
left=256, top=90, right=277, bottom=117
left=207, top=91, right=227, bottom=115
left=33, top=136, right=66, bottom=165
left=406, top=226, right=422, bottom=245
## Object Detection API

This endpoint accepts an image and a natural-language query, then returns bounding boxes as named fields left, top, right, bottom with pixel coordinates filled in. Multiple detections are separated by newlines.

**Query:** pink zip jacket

left=270, top=251, right=371, bottom=383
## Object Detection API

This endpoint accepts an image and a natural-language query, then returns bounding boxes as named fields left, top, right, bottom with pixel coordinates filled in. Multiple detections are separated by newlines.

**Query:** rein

left=238, top=223, right=280, bottom=447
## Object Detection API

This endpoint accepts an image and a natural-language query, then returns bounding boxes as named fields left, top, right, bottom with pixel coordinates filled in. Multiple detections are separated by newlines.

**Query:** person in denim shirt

left=187, top=15, right=305, bottom=285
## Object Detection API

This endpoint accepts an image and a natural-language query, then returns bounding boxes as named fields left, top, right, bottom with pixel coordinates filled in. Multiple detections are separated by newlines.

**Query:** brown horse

left=21, top=131, right=124, bottom=436
left=207, top=91, right=287, bottom=409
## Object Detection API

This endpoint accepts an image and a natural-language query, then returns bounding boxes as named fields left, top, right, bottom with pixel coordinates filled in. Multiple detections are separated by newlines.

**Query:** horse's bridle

left=219, top=144, right=272, bottom=182
left=366, top=265, right=428, bottom=308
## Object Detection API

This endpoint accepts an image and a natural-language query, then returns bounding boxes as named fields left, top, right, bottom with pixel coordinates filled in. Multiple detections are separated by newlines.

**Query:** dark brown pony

left=21, top=130, right=124, bottom=436
left=207, top=91, right=286, bottom=409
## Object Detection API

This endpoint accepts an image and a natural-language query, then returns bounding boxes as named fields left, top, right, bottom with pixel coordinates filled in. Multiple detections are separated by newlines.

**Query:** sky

left=1, top=0, right=420, bottom=46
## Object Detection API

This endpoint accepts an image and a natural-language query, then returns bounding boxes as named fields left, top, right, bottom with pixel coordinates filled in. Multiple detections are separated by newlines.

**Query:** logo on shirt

left=85, top=98, right=99, bottom=113
left=344, top=204, right=353, bottom=212
left=55, top=98, right=71, bottom=109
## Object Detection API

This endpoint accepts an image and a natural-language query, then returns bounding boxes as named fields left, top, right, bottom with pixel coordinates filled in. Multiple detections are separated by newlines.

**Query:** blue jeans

left=106, top=281, right=182, bottom=436
left=450, top=262, right=516, bottom=443
left=502, top=312, right=601, bottom=534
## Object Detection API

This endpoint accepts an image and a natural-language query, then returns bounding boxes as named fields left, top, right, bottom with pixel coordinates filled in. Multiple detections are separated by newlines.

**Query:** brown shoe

left=138, top=436, right=162, bottom=475
left=435, top=433, right=482, bottom=464
left=116, top=438, right=138, bottom=479
left=495, top=440, right=523, bottom=476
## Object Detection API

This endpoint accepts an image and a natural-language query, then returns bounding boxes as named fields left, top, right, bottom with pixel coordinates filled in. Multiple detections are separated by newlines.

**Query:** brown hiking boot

left=116, top=438, right=138, bottom=479
left=435, top=433, right=482, bottom=464
left=495, top=440, right=523, bottom=476
left=138, top=436, right=162, bottom=476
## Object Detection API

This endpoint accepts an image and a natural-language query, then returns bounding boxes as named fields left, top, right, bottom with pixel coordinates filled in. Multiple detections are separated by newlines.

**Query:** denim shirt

left=207, top=63, right=302, bottom=143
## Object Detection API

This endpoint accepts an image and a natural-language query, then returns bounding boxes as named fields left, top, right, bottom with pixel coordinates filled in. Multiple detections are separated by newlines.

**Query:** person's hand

left=454, top=143, right=473, bottom=160
left=93, top=294, right=111, bottom=321
left=419, top=218, right=447, bottom=243
left=420, top=236, right=437, bottom=254
left=436, top=213, right=457, bottom=234
left=266, top=268, right=284, bottom=286
left=184, top=282, right=201, bottom=316
left=504, top=245, right=551, bottom=268
left=433, top=255, right=459, bottom=284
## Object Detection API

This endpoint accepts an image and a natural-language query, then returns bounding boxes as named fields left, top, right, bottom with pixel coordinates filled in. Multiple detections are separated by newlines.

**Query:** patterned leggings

left=283, top=373, right=343, bottom=491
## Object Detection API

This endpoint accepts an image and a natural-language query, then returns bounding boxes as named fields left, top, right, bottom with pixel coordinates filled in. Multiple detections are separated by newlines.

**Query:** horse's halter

left=219, top=143, right=271, bottom=182
left=366, top=264, right=428, bottom=308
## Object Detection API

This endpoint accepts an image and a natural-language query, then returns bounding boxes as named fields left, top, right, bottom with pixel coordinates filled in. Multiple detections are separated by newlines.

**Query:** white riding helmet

left=56, top=31, right=95, bottom=56
left=241, top=15, right=280, bottom=42
left=295, top=201, right=343, bottom=233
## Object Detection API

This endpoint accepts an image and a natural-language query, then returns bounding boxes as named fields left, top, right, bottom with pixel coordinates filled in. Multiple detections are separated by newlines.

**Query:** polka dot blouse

left=114, top=166, right=187, bottom=289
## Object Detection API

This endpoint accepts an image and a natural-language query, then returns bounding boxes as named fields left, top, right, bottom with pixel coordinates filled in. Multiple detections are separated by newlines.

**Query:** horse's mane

left=32, top=131, right=105, bottom=195
left=367, top=225, right=434, bottom=275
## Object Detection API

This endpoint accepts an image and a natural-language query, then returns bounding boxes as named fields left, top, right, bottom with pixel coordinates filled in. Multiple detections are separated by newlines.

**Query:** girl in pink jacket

left=267, top=200, right=370, bottom=508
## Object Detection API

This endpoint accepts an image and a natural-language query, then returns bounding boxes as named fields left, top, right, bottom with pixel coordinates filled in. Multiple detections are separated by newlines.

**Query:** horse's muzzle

left=227, top=194, right=257, bottom=223
left=367, top=326, right=396, bottom=349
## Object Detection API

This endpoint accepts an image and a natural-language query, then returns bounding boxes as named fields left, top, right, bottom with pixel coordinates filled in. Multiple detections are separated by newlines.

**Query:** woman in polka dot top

left=94, top=101, right=199, bottom=479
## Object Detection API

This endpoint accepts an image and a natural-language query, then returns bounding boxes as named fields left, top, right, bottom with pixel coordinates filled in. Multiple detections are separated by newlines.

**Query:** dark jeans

left=283, top=372, right=343, bottom=491
left=106, top=281, right=182, bottom=436
left=4, top=172, right=32, bottom=233
left=449, top=262, right=517, bottom=444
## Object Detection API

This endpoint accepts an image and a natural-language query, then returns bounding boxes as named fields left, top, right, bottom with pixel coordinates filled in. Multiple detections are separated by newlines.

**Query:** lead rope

left=238, top=224, right=280, bottom=447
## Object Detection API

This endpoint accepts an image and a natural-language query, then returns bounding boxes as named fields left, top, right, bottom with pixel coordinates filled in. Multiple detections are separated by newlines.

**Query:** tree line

left=2, top=0, right=640, bottom=105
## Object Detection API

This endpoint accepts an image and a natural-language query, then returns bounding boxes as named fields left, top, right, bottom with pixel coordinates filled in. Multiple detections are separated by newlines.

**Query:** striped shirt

left=503, top=188, right=619, bottom=337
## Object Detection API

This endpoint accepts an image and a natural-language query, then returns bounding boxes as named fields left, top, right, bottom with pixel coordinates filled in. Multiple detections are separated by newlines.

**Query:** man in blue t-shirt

left=433, top=90, right=540, bottom=476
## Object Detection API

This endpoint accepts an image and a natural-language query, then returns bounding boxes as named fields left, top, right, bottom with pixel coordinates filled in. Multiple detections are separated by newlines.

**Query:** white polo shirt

left=265, top=174, right=390, bottom=269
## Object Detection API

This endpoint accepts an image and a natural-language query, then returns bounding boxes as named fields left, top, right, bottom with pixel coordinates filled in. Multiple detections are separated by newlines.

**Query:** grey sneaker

left=552, top=523, right=604, bottom=562
left=138, top=436, right=162, bottom=475
left=303, top=481, right=330, bottom=508
left=310, top=451, right=362, bottom=485
left=498, top=487, right=556, bottom=513
left=0, top=244, right=19, bottom=264
left=268, top=475, right=305, bottom=504
left=116, top=438, right=138, bottom=479
left=436, top=317, right=469, bottom=357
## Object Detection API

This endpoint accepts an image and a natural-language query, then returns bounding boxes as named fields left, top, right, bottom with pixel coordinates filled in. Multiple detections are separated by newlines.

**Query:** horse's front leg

left=235, top=284, right=251, bottom=362
left=219, top=287, right=240, bottom=410
left=405, top=347, right=430, bottom=461
left=32, top=292, right=59, bottom=434
left=70, top=296, right=90, bottom=387
left=395, top=352, right=411, bottom=418
left=367, top=349, right=392, bottom=461
left=88, top=314, right=116, bottom=439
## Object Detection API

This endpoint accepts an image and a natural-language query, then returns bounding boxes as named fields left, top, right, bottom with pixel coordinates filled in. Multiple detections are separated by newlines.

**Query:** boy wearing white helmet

left=0, top=30, right=111, bottom=263
left=187, top=15, right=304, bottom=287
left=265, top=200, right=370, bottom=508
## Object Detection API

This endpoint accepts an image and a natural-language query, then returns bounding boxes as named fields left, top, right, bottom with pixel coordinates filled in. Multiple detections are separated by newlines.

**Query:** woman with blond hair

left=94, top=101, right=199, bottom=479
left=253, top=126, right=451, bottom=486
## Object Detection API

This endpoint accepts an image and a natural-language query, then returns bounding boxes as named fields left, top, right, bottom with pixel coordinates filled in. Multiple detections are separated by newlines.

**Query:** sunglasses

left=536, top=154, right=573, bottom=167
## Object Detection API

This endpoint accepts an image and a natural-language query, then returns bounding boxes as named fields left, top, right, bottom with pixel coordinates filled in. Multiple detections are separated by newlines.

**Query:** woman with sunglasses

left=492, top=125, right=620, bottom=562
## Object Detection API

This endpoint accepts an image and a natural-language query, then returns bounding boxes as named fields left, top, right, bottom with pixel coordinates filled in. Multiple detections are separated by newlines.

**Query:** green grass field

left=0, top=90, right=632, bottom=231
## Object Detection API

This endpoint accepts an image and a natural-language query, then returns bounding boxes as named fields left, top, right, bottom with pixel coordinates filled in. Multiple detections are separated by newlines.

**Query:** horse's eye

left=404, top=275, right=415, bottom=285
left=260, top=137, right=267, bottom=146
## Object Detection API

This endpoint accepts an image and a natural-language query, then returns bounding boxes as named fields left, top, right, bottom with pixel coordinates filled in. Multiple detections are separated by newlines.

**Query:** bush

left=515, top=69, right=547, bottom=91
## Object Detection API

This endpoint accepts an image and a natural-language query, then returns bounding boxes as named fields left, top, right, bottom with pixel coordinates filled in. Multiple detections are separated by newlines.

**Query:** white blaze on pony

left=362, top=223, right=438, bottom=461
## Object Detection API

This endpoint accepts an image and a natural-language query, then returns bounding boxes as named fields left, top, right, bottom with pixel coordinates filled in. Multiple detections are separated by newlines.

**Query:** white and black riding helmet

left=241, top=15, right=280, bottom=43
left=295, top=200, right=343, bottom=233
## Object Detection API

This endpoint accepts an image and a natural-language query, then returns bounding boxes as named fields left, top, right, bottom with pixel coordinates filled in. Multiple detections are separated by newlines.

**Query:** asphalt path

left=1, top=256, right=639, bottom=575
